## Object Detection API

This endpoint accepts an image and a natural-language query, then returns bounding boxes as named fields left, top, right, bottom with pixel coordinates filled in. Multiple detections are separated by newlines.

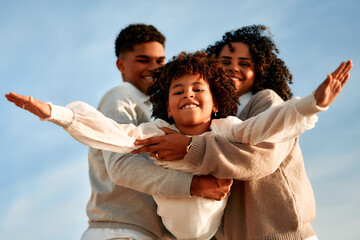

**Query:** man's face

left=116, top=41, right=165, bottom=94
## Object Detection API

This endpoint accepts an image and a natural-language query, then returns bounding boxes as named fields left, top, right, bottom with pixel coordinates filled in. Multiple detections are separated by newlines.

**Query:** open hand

left=5, top=92, right=51, bottom=118
left=315, top=60, right=352, bottom=108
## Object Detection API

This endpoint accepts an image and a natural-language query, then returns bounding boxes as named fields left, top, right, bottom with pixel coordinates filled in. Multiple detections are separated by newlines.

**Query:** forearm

left=184, top=133, right=295, bottom=180
left=211, top=93, right=327, bottom=145
left=104, top=150, right=193, bottom=197
left=43, top=102, right=165, bottom=153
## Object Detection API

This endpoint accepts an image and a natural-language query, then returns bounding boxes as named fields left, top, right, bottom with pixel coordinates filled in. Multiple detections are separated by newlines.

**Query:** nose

left=148, top=60, right=161, bottom=71
left=227, top=62, right=239, bottom=73
left=183, top=91, right=194, bottom=98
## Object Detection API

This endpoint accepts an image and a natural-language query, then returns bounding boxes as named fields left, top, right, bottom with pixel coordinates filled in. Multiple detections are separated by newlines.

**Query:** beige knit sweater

left=184, top=89, right=318, bottom=240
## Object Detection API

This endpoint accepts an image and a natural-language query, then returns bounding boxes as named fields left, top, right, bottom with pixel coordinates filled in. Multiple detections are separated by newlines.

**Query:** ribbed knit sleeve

left=295, top=92, right=328, bottom=116
left=40, top=103, right=74, bottom=127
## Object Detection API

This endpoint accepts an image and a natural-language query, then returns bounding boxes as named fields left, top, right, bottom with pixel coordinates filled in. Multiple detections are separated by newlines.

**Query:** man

left=81, top=23, right=230, bottom=240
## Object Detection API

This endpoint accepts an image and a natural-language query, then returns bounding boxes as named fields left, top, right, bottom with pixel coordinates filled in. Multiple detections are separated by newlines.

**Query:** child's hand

left=5, top=92, right=51, bottom=118
left=315, top=60, right=353, bottom=108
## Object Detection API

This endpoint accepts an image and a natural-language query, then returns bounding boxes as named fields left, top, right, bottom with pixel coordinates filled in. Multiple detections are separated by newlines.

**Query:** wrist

left=190, top=175, right=200, bottom=196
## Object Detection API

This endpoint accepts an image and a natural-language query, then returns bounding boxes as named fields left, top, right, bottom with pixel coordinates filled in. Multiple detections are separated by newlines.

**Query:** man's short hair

left=115, top=23, right=166, bottom=57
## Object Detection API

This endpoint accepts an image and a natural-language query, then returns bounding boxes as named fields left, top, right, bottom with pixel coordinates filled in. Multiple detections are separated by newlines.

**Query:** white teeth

left=182, top=104, right=197, bottom=109
left=231, top=77, right=245, bottom=82
left=144, top=76, right=153, bottom=80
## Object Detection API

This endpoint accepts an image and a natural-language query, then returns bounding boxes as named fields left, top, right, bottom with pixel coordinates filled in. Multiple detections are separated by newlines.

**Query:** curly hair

left=147, top=51, right=239, bottom=124
left=115, top=23, right=166, bottom=57
left=206, top=25, right=293, bottom=100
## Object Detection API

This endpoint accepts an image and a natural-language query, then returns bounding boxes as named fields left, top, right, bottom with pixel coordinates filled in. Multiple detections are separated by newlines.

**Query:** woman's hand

left=5, top=92, right=51, bottom=118
left=315, top=60, right=352, bottom=108
left=190, top=175, right=232, bottom=201
left=132, top=127, right=191, bottom=161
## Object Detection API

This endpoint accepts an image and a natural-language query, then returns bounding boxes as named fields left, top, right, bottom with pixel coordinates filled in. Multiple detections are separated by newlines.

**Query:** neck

left=175, top=122, right=211, bottom=136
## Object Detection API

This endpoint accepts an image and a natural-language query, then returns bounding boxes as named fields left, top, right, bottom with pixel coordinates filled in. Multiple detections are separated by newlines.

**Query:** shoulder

left=100, top=83, right=139, bottom=106
left=211, top=116, right=243, bottom=139
left=252, top=89, right=283, bottom=105
left=97, top=83, right=147, bottom=113
left=241, top=90, right=284, bottom=118
left=96, top=83, right=150, bottom=124
left=153, top=119, right=179, bottom=131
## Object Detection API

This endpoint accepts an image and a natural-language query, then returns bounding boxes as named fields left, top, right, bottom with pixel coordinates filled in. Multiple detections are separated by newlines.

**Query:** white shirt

left=237, top=91, right=254, bottom=116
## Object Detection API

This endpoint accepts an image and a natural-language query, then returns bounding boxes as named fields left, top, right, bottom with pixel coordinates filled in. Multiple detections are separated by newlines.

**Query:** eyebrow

left=135, top=55, right=166, bottom=60
left=218, top=56, right=252, bottom=61
left=170, top=81, right=204, bottom=90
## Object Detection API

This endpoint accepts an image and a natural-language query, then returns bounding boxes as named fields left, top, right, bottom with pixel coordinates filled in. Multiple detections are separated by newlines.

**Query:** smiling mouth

left=231, top=77, right=244, bottom=82
left=181, top=104, right=198, bottom=109
left=143, top=76, right=153, bottom=81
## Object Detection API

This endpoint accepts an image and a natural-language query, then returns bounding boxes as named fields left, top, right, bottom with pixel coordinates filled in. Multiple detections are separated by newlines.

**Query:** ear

left=166, top=102, right=172, bottom=118
left=213, top=107, right=219, bottom=115
left=213, top=100, right=219, bottom=115
left=116, top=58, right=125, bottom=73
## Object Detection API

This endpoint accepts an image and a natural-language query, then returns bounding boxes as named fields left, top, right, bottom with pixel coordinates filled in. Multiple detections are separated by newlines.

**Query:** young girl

left=6, top=51, right=351, bottom=240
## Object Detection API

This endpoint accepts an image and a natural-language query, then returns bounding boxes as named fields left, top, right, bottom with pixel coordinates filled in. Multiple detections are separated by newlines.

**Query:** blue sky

left=1, top=0, right=359, bottom=239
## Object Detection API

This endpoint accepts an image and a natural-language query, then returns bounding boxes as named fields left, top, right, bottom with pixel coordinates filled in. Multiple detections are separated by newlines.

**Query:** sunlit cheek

left=248, top=70, right=255, bottom=81
left=234, top=82, right=242, bottom=93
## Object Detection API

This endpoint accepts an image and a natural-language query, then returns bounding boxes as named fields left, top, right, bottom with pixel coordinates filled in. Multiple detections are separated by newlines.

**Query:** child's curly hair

left=115, top=23, right=166, bottom=57
left=206, top=25, right=293, bottom=101
left=148, top=51, right=239, bottom=124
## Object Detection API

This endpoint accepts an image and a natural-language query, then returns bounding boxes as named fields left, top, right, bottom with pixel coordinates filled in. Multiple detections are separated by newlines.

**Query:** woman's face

left=218, top=42, right=255, bottom=97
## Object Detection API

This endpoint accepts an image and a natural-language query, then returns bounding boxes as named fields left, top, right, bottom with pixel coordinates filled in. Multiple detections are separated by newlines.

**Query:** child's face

left=218, top=42, right=255, bottom=97
left=167, top=73, right=217, bottom=135
left=116, top=41, right=165, bottom=94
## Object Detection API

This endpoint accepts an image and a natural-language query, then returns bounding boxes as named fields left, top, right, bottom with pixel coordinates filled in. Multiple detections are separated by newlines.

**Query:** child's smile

left=167, top=73, right=217, bottom=135
left=180, top=99, right=199, bottom=110
left=181, top=104, right=198, bottom=109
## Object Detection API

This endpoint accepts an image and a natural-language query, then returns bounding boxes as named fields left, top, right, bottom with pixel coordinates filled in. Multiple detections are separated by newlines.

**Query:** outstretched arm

left=132, top=60, right=353, bottom=160
left=6, top=92, right=231, bottom=200
left=315, top=60, right=352, bottom=107
left=6, top=91, right=169, bottom=154
left=5, top=92, right=51, bottom=118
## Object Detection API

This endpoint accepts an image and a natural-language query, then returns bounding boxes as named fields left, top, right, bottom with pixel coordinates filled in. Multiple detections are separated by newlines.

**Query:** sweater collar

left=121, top=82, right=150, bottom=104
left=237, top=91, right=254, bottom=116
